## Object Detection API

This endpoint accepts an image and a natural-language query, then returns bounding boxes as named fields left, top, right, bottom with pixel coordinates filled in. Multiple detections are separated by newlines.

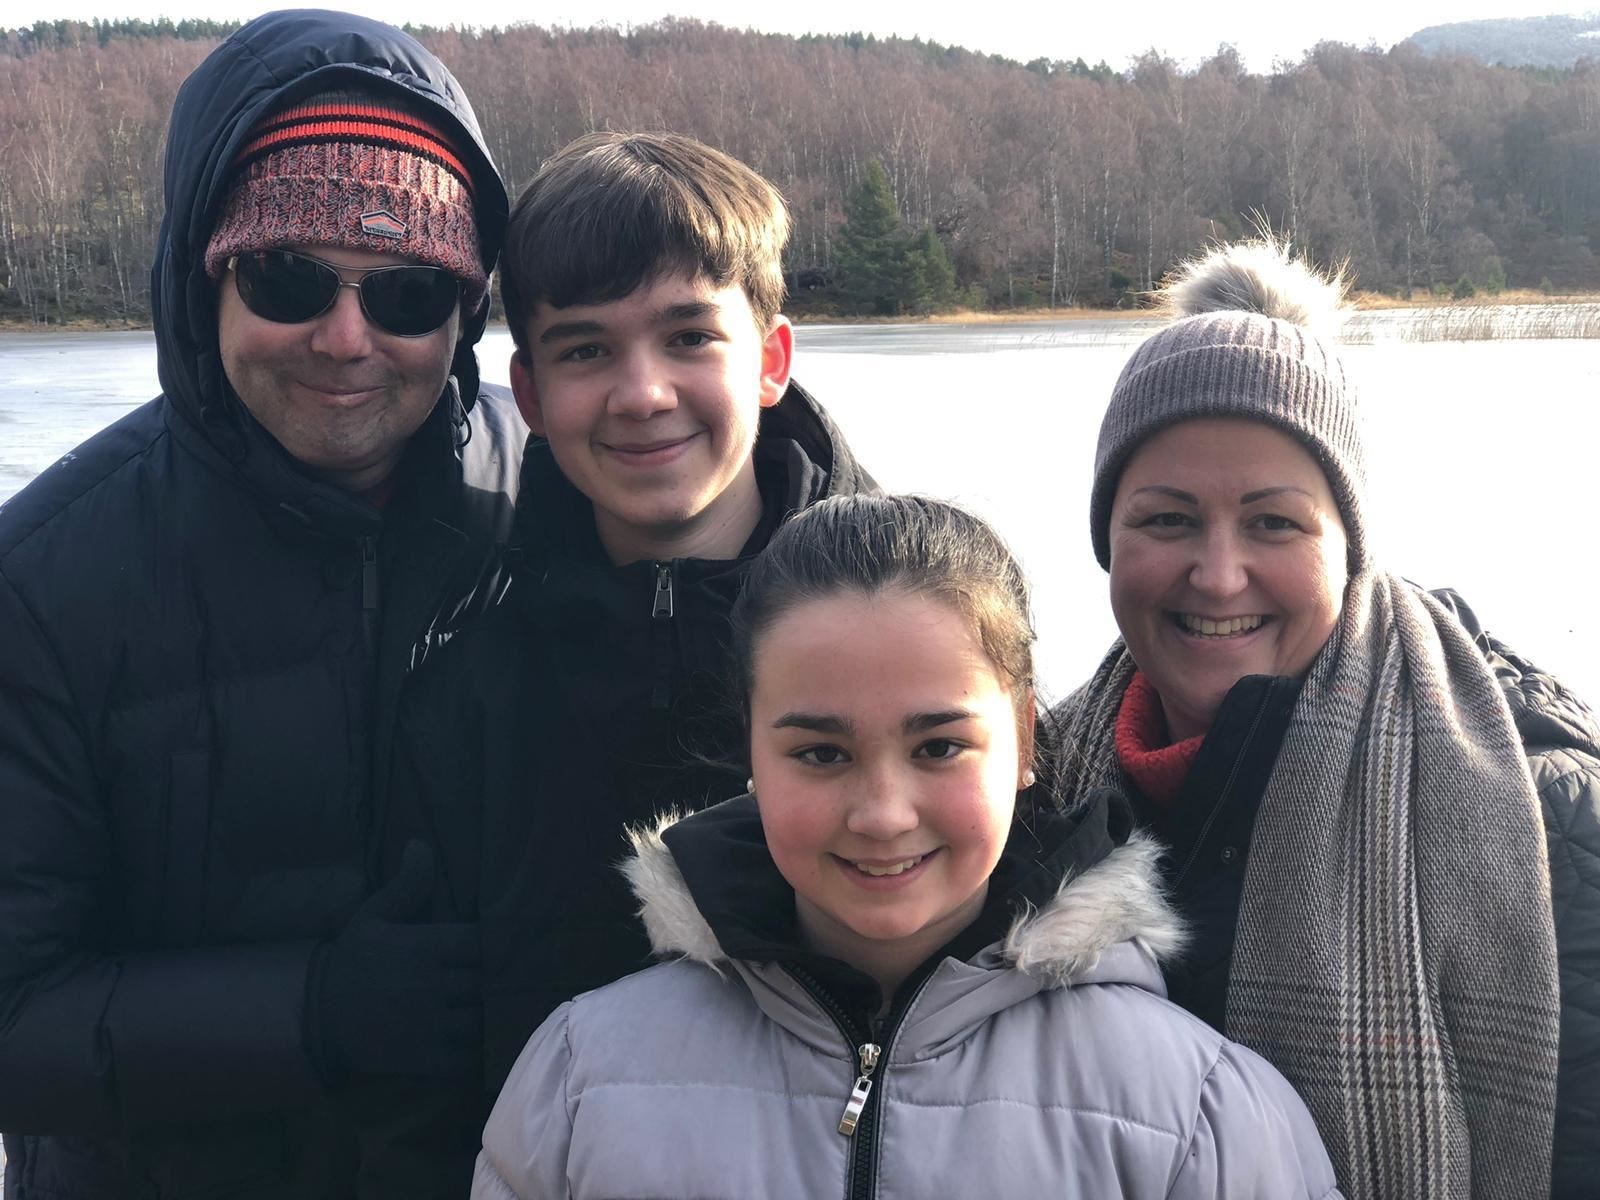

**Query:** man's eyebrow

left=1129, top=485, right=1199, bottom=504
left=904, top=709, right=975, bottom=734
left=772, top=712, right=853, bottom=734
left=537, top=319, right=605, bottom=344
left=1240, top=486, right=1315, bottom=504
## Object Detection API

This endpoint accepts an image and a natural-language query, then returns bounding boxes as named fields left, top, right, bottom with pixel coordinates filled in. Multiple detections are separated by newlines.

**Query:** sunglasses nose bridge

left=320, top=272, right=384, bottom=331
left=291, top=264, right=363, bottom=324
left=311, top=279, right=380, bottom=354
left=308, top=276, right=366, bottom=328
left=338, top=275, right=414, bottom=337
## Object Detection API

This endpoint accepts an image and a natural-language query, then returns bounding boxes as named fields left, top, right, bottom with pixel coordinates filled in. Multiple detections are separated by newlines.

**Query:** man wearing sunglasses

left=0, top=10, right=522, bottom=1198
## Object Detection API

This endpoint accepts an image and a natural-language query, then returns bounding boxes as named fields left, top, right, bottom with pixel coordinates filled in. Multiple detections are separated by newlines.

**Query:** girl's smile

left=835, top=847, right=940, bottom=888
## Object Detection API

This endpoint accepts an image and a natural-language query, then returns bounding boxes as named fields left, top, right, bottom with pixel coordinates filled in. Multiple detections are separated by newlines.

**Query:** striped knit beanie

left=204, top=87, right=486, bottom=305
left=1089, top=239, right=1368, bottom=571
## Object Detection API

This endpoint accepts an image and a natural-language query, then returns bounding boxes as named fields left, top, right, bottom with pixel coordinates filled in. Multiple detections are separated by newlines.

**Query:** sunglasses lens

left=360, top=266, right=461, bottom=337
left=233, top=251, right=338, bottom=323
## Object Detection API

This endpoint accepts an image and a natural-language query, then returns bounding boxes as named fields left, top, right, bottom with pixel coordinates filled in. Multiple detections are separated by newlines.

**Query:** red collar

left=1114, top=671, right=1204, bottom=808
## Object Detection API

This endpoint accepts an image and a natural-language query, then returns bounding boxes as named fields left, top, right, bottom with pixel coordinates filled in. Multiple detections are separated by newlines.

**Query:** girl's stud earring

left=1021, top=769, right=1037, bottom=789
left=746, top=777, right=756, bottom=797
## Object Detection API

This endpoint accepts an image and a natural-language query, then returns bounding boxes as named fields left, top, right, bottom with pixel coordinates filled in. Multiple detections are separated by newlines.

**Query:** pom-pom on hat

left=204, top=87, right=487, bottom=306
left=1088, top=237, right=1368, bottom=572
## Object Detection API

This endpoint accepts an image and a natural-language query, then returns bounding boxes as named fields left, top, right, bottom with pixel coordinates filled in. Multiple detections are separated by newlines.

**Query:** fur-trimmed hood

left=620, top=797, right=1185, bottom=991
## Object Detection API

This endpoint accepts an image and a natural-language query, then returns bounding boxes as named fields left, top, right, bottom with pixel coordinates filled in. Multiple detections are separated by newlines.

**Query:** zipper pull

left=649, top=562, right=675, bottom=710
left=651, top=562, right=674, bottom=619
left=837, top=1042, right=881, bottom=1137
left=361, top=536, right=380, bottom=612
left=359, top=535, right=381, bottom=660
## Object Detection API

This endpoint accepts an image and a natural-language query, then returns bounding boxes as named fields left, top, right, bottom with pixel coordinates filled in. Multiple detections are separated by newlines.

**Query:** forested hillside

left=1404, top=13, right=1600, bottom=68
left=3, top=17, right=1599, bottom=324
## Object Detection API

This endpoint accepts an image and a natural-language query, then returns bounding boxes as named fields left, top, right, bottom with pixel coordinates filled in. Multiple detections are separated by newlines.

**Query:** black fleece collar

left=1137, top=672, right=1301, bottom=871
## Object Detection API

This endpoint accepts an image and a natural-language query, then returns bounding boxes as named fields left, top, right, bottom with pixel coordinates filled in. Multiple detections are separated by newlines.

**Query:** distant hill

left=1402, top=12, right=1600, bottom=67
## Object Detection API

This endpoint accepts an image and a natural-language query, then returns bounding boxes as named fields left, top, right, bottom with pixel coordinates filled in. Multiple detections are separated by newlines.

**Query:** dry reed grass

left=1343, top=302, right=1600, bottom=343
left=794, top=306, right=1155, bottom=326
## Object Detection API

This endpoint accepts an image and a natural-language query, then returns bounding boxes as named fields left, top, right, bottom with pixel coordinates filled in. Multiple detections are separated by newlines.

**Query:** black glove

left=306, top=840, right=481, bottom=1083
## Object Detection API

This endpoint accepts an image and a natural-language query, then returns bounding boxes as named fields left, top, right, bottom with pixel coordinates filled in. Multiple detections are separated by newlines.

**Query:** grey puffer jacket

left=475, top=795, right=1340, bottom=1200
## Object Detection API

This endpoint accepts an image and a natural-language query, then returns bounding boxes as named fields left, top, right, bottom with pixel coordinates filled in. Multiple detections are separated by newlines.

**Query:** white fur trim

left=620, top=812, right=727, bottom=967
left=624, top=816, right=1185, bottom=987
left=1001, top=832, right=1187, bottom=987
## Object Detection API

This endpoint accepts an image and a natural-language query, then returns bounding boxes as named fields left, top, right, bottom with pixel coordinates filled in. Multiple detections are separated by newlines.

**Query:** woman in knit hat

left=1051, top=237, right=1600, bottom=1200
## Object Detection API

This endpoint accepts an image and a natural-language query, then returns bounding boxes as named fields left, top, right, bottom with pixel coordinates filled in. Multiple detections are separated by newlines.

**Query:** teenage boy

left=388, top=130, right=872, bottom=1177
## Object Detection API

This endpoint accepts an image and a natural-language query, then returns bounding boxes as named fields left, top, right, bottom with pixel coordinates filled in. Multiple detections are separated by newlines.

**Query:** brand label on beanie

left=359, top=210, right=406, bottom=239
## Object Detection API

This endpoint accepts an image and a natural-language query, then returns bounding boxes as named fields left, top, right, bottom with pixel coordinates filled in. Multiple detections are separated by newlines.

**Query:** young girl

left=474, top=495, right=1340, bottom=1199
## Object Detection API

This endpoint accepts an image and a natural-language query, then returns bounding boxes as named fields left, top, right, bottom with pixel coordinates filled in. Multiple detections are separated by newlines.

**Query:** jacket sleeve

left=350, top=650, right=491, bottom=1196
left=1167, top=1040, right=1343, bottom=1200
left=0, top=567, right=322, bottom=1134
left=1537, top=743, right=1600, bottom=1200
left=1428, top=588, right=1599, bottom=1196
left=473, top=1004, right=577, bottom=1200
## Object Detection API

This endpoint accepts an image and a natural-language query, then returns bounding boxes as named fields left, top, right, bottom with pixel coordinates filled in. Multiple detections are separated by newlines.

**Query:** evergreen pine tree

left=835, top=161, right=915, bottom=315
left=908, top=226, right=958, bottom=313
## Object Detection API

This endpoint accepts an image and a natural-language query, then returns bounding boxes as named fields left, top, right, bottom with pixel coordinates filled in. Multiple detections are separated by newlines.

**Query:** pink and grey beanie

left=1088, top=240, right=1369, bottom=572
left=204, top=88, right=487, bottom=305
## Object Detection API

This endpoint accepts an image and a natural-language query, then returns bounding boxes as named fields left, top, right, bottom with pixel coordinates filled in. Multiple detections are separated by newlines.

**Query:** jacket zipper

left=360, top=534, right=381, bottom=659
left=837, top=1042, right=881, bottom=1135
left=785, top=964, right=930, bottom=1200
left=650, top=561, right=674, bottom=709
left=1172, top=681, right=1273, bottom=889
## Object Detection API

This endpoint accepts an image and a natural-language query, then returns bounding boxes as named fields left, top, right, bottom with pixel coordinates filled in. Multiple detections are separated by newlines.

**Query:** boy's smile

left=511, top=271, right=793, bottom=565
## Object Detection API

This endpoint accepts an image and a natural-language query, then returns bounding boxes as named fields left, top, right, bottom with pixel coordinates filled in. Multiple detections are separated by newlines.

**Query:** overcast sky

left=3, top=1, right=1588, bottom=71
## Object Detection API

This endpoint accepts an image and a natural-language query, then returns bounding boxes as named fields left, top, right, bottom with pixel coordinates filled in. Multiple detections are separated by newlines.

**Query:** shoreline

left=3, top=290, right=1596, bottom=334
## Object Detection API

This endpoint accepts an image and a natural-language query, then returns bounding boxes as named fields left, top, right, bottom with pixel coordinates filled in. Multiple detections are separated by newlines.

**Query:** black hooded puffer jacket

left=0, top=11, right=521, bottom=1198
left=389, top=384, right=874, bottom=1131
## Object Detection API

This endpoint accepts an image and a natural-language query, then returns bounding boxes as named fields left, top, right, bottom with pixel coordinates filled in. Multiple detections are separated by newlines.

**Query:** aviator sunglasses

left=228, top=249, right=462, bottom=338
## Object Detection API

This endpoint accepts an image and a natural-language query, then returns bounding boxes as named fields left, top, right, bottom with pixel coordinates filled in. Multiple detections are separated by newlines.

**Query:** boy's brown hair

left=501, top=131, right=790, bottom=358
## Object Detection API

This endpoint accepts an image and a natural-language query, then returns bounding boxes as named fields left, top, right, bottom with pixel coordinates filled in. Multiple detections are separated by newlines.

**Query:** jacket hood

left=154, top=10, right=509, bottom=475
left=621, top=791, right=1185, bottom=991
left=1431, top=588, right=1600, bottom=759
left=755, top=377, right=875, bottom=508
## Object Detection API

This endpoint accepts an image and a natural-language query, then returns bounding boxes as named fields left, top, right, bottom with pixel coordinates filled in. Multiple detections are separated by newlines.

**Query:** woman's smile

left=1173, top=612, right=1267, bottom=637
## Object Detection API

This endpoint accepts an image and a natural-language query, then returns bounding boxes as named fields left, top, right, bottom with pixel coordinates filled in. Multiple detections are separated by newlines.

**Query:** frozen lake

left=1, top=317, right=1596, bottom=706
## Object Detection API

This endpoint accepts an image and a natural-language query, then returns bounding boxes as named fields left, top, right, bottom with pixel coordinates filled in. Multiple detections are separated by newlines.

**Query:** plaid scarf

left=1052, top=569, right=1560, bottom=1199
